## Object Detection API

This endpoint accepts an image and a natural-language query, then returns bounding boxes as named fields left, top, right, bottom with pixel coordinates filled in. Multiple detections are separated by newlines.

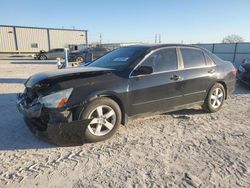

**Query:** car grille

left=24, top=88, right=37, bottom=104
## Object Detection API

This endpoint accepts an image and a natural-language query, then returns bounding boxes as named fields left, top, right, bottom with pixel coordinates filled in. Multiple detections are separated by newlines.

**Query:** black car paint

left=17, top=44, right=236, bottom=145
left=237, top=60, right=250, bottom=86
left=68, top=47, right=110, bottom=63
left=68, top=49, right=88, bottom=62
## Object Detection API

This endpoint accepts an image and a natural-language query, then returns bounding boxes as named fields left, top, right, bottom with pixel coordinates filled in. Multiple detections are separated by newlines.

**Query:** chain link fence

left=101, top=42, right=250, bottom=68
left=197, top=42, right=250, bottom=68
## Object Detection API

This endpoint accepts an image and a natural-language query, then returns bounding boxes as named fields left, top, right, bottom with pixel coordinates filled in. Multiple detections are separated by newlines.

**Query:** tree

left=222, top=34, right=244, bottom=43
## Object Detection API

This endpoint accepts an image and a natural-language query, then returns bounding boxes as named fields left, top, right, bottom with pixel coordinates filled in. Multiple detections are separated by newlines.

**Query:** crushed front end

left=16, top=87, right=90, bottom=146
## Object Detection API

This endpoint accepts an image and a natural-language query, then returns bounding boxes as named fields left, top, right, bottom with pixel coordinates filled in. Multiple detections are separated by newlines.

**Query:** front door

left=128, top=47, right=184, bottom=116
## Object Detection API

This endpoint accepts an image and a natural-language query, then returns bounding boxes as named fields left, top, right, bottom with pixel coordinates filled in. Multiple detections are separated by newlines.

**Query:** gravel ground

left=0, top=58, right=249, bottom=188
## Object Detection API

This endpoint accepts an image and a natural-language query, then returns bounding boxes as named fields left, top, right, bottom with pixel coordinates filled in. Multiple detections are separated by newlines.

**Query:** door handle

left=170, top=75, right=182, bottom=81
left=208, top=69, right=216, bottom=74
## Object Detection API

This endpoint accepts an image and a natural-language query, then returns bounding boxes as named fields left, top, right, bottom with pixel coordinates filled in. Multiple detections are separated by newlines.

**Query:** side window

left=204, top=54, right=215, bottom=66
left=181, top=48, right=206, bottom=68
left=141, top=48, right=177, bottom=72
left=55, top=49, right=63, bottom=52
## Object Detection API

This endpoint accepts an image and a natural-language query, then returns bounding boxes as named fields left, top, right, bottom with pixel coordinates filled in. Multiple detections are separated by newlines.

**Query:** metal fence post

left=212, top=43, right=215, bottom=53
left=233, top=43, right=238, bottom=64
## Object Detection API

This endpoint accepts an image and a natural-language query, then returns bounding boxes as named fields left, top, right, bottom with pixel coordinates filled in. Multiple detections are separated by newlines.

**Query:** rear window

left=204, top=54, right=215, bottom=66
left=181, top=48, right=206, bottom=68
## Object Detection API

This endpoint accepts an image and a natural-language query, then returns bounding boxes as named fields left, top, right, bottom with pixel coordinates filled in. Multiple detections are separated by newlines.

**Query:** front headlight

left=239, top=66, right=246, bottom=72
left=38, top=88, right=73, bottom=108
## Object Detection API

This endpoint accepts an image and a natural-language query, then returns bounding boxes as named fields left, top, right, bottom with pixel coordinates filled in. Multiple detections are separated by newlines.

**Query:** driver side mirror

left=132, top=66, right=153, bottom=76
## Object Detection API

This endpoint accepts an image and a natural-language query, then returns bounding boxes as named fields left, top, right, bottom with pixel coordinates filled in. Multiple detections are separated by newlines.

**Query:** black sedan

left=237, top=59, right=250, bottom=87
left=17, top=44, right=236, bottom=145
left=68, top=46, right=110, bottom=64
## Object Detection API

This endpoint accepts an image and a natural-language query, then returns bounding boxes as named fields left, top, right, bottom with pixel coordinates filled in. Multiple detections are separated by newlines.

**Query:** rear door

left=177, top=47, right=217, bottom=104
left=46, top=49, right=55, bottom=59
left=128, top=47, right=185, bottom=116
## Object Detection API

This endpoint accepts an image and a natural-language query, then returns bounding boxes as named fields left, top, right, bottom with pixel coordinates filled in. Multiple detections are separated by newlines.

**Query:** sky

left=0, top=0, right=250, bottom=44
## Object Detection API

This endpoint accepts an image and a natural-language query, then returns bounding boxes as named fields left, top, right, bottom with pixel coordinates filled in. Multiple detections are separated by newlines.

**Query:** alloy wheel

left=210, top=88, right=224, bottom=109
left=87, top=105, right=116, bottom=136
left=76, top=56, right=84, bottom=62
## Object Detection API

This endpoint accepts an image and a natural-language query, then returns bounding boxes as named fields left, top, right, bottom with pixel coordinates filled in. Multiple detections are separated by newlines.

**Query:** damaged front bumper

left=16, top=93, right=91, bottom=146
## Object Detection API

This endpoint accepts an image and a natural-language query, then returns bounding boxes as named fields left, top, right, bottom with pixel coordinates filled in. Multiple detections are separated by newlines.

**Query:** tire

left=74, top=97, right=121, bottom=143
left=203, top=83, right=225, bottom=113
left=39, top=55, right=47, bottom=60
left=75, top=56, right=85, bottom=63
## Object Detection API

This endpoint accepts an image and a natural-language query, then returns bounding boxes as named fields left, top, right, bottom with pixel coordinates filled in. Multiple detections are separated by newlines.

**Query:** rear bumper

left=225, top=79, right=237, bottom=96
left=17, top=93, right=91, bottom=146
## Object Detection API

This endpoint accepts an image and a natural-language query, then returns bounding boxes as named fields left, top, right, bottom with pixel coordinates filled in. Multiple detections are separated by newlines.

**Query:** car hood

left=25, top=67, right=113, bottom=89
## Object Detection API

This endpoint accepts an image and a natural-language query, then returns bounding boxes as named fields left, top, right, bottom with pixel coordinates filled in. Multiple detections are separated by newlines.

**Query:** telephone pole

left=158, top=34, right=161, bottom=44
left=155, top=34, right=157, bottom=44
left=99, top=33, right=102, bottom=44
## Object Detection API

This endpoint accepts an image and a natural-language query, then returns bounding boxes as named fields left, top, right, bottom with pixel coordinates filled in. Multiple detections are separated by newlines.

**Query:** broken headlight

left=38, top=88, right=73, bottom=108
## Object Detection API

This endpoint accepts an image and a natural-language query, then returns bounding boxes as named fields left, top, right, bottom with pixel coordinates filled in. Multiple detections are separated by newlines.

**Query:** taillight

left=231, top=68, right=237, bottom=76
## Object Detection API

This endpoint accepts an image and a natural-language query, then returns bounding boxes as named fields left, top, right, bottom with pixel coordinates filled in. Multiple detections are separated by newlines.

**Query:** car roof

left=123, top=44, right=203, bottom=51
left=51, top=48, right=64, bottom=50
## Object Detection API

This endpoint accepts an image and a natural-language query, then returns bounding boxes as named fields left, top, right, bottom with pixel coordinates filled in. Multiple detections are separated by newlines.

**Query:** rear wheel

left=75, top=97, right=121, bottom=142
left=203, top=83, right=225, bottom=113
left=75, top=56, right=85, bottom=63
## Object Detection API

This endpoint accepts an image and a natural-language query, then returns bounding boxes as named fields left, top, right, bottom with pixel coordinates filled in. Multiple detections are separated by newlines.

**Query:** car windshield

left=87, top=46, right=149, bottom=70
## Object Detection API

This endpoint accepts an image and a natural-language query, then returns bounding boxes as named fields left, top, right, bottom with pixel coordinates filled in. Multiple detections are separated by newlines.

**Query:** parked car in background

left=237, top=59, right=250, bottom=86
left=68, top=45, right=110, bottom=65
left=35, top=48, right=65, bottom=60
left=68, top=49, right=87, bottom=63
left=17, top=44, right=236, bottom=145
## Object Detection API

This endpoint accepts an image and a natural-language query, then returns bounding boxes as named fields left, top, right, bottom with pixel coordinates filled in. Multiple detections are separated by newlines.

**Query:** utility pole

left=158, top=34, right=161, bottom=44
left=99, top=33, right=102, bottom=44
left=155, top=34, right=157, bottom=44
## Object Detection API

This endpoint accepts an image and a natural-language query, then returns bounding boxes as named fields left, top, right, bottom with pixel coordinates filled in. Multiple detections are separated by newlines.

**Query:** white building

left=0, top=25, right=88, bottom=53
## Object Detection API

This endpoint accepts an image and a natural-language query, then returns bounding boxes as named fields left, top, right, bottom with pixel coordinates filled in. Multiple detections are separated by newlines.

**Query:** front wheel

left=203, top=83, right=225, bottom=113
left=39, top=55, right=47, bottom=60
left=75, top=98, right=121, bottom=143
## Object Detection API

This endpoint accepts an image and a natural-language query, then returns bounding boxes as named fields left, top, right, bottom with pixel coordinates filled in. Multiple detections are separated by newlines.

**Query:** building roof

left=0, top=24, right=87, bottom=32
